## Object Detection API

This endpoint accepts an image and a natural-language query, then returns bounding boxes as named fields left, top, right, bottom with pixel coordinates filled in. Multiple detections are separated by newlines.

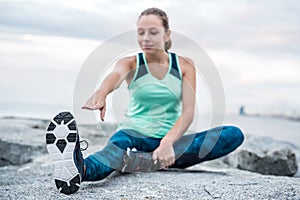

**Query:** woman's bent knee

left=223, top=126, right=244, bottom=148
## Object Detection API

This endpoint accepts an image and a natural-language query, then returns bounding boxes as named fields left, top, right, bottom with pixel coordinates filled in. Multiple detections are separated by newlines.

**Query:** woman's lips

left=143, top=45, right=153, bottom=49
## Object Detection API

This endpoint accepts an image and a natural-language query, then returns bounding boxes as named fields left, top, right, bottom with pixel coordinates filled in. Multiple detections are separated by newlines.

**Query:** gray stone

left=0, top=117, right=48, bottom=166
left=223, top=136, right=298, bottom=176
left=0, top=116, right=117, bottom=166
left=0, top=140, right=45, bottom=166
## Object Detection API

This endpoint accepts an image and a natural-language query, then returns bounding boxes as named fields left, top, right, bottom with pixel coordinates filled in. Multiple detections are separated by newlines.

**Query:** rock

left=0, top=116, right=117, bottom=167
left=0, top=117, right=49, bottom=166
left=237, top=148, right=297, bottom=176
left=0, top=140, right=45, bottom=166
left=223, top=136, right=298, bottom=176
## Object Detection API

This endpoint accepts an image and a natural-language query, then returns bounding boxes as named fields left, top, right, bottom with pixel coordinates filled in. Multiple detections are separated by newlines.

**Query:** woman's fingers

left=152, top=145, right=175, bottom=168
left=81, top=91, right=108, bottom=120
left=82, top=100, right=94, bottom=110
left=160, top=157, right=174, bottom=168
left=100, top=105, right=106, bottom=121
left=153, top=156, right=174, bottom=168
left=82, top=104, right=92, bottom=110
left=169, top=157, right=175, bottom=167
left=82, top=104, right=97, bottom=110
left=82, top=102, right=106, bottom=121
left=82, top=100, right=105, bottom=110
left=152, top=152, right=158, bottom=165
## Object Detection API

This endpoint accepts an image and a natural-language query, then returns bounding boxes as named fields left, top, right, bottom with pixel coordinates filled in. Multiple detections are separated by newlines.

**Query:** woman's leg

left=83, top=130, right=133, bottom=181
left=83, top=129, right=161, bottom=181
left=171, top=126, right=244, bottom=169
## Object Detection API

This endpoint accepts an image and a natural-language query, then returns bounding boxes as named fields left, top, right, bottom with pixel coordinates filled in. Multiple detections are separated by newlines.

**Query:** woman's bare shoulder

left=116, top=55, right=137, bottom=70
left=178, top=55, right=194, bottom=66
left=177, top=55, right=195, bottom=75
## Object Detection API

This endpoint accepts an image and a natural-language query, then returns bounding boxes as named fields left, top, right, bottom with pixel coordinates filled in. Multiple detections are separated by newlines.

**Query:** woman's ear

left=164, top=29, right=171, bottom=42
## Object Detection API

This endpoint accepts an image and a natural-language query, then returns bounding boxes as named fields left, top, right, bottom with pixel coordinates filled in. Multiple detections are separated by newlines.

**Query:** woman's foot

left=120, top=148, right=161, bottom=173
left=45, top=111, right=84, bottom=195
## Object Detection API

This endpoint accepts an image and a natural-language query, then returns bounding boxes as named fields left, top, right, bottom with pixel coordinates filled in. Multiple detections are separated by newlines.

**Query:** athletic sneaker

left=45, top=111, right=86, bottom=195
left=120, top=148, right=161, bottom=173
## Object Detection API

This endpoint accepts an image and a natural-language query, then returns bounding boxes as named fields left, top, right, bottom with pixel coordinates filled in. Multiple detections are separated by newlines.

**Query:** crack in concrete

left=204, top=186, right=221, bottom=199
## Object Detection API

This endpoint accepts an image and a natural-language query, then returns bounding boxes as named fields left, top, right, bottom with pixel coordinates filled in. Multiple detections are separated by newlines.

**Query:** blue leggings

left=83, top=126, right=244, bottom=181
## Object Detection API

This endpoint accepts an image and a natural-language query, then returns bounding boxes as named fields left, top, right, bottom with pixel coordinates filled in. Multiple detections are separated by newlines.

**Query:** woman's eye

left=138, top=31, right=144, bottom=35
left=151, top=32, right=158, bottom=35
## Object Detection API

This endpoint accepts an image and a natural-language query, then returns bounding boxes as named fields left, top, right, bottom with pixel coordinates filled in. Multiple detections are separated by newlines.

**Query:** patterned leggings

left=83, top=126, right=244, bottom=181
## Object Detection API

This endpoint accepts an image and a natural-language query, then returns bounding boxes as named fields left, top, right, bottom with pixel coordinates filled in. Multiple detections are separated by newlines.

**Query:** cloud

left=0, top=0, right=177, bottom=40
left=0, top=32, right=99, bottom=71
left=0, top=0, right=131, bottom=39
left=0, top=0, right=299, bottom=117
left=1, top=0, right=299, bottom=55
left=168, top=0, right=300, bottom=55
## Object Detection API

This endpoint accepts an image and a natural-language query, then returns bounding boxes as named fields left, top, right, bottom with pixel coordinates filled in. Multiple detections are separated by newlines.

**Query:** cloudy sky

left=0, top=0, right=299, bottom=121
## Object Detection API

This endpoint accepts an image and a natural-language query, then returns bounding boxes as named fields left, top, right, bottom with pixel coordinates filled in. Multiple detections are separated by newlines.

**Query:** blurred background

left=0, top=0, right=299, bottom=122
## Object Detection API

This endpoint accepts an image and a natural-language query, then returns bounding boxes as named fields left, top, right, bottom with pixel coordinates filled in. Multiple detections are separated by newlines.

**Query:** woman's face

left=137, top=14, right=170, bottom=53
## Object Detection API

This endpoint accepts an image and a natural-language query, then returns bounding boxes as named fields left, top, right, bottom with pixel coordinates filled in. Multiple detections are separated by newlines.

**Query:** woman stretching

left=45, top=7, right=244, bottom=195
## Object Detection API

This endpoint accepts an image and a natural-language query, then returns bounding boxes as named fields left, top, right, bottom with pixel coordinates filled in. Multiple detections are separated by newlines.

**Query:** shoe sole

left=45, top=111, right=81, bottom=195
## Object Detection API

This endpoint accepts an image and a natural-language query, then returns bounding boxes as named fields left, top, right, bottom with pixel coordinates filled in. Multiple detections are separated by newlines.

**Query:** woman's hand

left=152, top=142, right=175, bottom=169
left=82, top=90, right=106, bottom=121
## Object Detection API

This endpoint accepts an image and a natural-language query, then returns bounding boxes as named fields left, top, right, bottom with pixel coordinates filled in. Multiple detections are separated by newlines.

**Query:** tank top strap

left=133, top=53, right=148, bottom=82
left=169, top=52, right=182, bottom=80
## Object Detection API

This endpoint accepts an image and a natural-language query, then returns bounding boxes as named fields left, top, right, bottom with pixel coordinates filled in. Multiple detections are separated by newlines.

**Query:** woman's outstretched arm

left=82, top=56, right=134, bottom=121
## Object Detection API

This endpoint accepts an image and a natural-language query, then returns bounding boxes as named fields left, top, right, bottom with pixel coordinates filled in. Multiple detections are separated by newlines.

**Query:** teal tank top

left=117, top=52, right=182, bottom=138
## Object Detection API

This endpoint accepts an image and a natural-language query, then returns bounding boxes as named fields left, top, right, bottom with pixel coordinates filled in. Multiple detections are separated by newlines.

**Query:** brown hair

left=138, top=7, right=172, bottom=51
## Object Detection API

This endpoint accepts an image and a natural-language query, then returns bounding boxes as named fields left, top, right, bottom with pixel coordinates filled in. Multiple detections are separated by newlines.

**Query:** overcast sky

left=0, top=0, right=299, bottom=121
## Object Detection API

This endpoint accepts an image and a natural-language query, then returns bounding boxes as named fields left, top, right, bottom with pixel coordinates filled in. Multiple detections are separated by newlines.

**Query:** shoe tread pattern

left=46, top=111, right=81, bottom=195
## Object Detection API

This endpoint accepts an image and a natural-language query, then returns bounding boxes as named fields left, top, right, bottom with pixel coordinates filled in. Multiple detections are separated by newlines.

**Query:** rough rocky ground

left=1, top=155, right=300, bottom=200
left=0, top=116, right=300, bottom=199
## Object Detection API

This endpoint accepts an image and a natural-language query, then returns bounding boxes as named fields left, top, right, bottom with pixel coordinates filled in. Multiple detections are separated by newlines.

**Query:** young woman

left=46, top=7, right=244, bottom=195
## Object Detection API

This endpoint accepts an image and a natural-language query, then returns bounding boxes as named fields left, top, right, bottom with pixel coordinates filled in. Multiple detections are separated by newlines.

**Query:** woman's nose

left=142, top=32, right=150, bottom=41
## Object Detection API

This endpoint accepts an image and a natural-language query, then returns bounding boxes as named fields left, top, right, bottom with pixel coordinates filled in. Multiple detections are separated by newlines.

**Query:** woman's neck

left=144, top=50, right=169, bottom=64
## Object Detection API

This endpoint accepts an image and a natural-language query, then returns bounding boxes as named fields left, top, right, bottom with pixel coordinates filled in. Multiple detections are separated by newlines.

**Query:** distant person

left=239, top=105, right=245, bottom=115
left=45, top=7, right=244, bottom=195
